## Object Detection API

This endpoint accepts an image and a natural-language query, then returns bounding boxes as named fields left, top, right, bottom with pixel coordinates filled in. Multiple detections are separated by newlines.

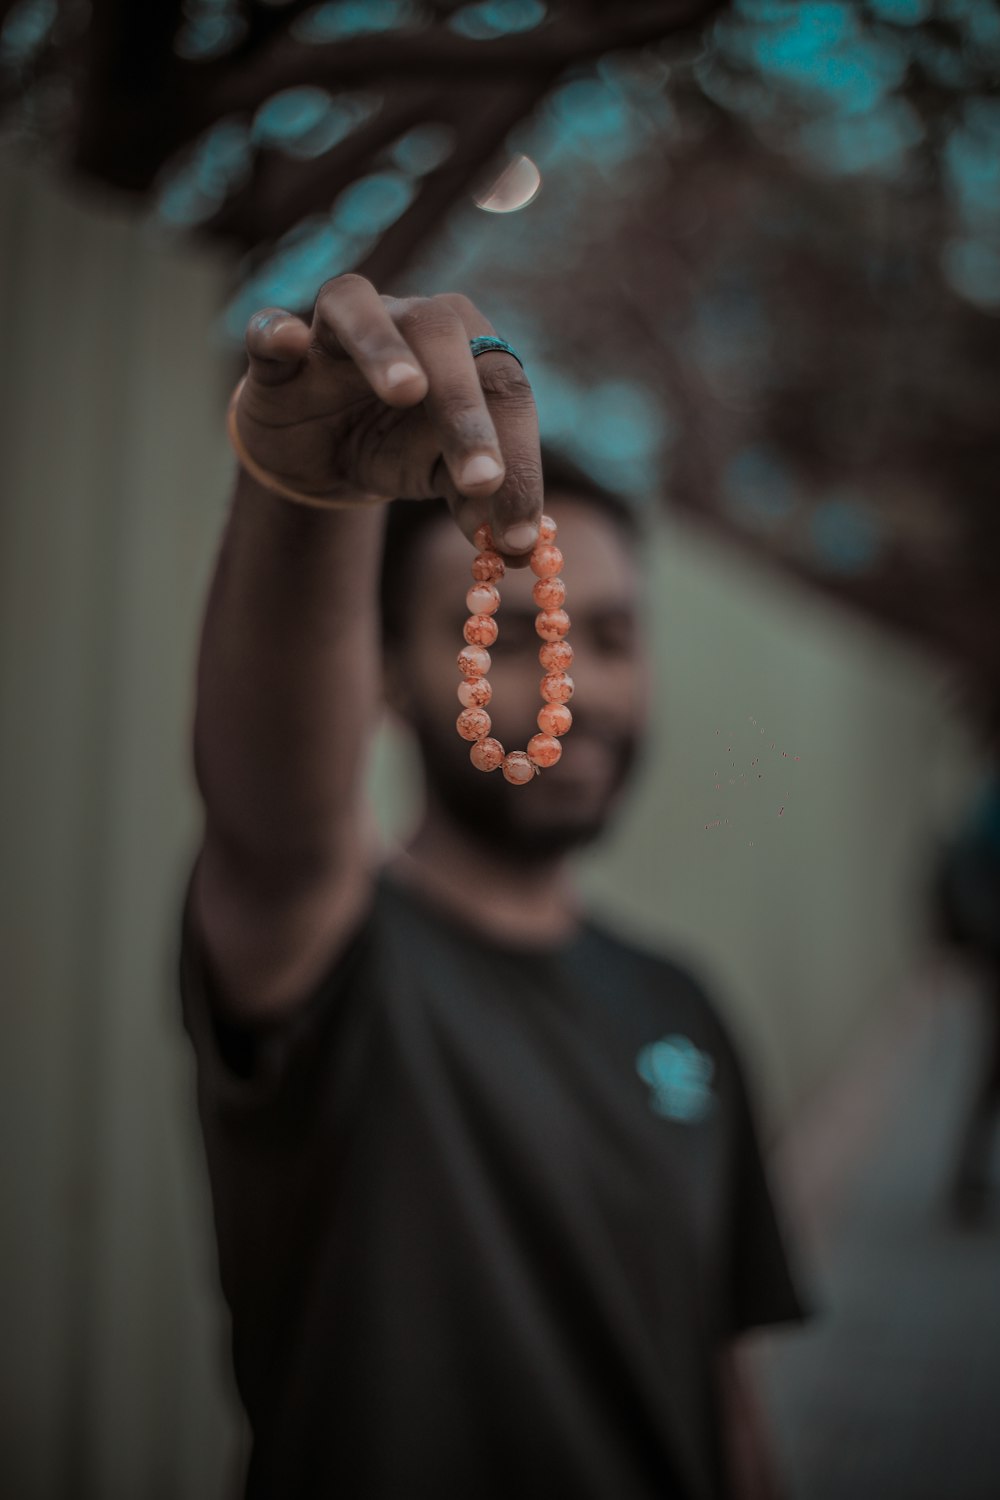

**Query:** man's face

left=387, top=497, right=650, bottom=860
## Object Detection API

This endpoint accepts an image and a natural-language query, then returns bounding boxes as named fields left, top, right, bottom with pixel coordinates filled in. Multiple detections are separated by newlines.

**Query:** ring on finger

left=469, top=336, right=524, bottom=369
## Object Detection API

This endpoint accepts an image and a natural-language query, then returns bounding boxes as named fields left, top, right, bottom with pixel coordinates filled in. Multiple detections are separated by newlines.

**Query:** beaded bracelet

left=457, top=516, right=573, bottom=784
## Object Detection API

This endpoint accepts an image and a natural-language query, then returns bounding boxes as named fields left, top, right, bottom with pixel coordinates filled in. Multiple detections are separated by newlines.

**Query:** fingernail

left=460, top=454, right=503, bottom=487
left=501, top=522, right=539, bottom=552
left=384, top=362, right=421, bottom=388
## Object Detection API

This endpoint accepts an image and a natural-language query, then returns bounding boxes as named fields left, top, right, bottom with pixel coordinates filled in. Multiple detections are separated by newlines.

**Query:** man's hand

left=233, top=276, right=543, bottom=558
left=720, top=1344, right=787, bottom=1500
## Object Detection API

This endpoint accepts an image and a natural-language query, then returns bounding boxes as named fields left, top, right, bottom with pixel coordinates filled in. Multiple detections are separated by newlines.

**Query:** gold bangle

left=226, top=376, right=358, bottom=510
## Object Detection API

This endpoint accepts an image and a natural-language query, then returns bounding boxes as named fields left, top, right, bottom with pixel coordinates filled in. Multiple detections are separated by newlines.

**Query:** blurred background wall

left=0, top=140, right=987, bottom=1498
left=0, top=147, right=243, bottom=1499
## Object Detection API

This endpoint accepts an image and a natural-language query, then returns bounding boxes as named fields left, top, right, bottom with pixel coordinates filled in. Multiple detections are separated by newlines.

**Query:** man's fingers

left=245, top=309, right=312, bottom=387
left=427, top=294, right=541, bottom=555
left=242, top=281, right=541, bottom=548
left=461, top=352, right=542, bottom=561
left=396, top=301, right=507, bottom=500
left=313, top=275, right=428, bottom=407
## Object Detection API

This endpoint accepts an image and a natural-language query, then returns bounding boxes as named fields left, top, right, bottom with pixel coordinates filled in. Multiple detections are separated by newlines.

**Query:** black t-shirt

left=180, top=869, right=803, bottom=1500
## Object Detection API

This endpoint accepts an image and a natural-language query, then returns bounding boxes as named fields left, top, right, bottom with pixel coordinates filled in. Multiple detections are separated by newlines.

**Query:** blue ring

left=469, top=335, right=524, bottom=369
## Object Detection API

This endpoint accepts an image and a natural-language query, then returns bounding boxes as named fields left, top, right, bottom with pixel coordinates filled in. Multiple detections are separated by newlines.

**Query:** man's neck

left=388, top=808, right=581, bottom=948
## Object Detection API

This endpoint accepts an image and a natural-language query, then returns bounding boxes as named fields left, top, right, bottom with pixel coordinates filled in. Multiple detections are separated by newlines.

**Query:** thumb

left=244, top=308, right=312, bottom=388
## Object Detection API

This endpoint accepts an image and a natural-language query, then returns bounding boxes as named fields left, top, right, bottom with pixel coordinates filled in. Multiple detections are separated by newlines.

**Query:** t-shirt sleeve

left=176, top=860, right=380, bottom=1402
left=177, top=858, right=375, bottom=1111
left=721, top=1032, right=809, bottom=1336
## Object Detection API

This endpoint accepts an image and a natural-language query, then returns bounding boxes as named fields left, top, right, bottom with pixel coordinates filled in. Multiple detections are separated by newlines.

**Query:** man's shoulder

left=581, top=913, right=711, bottom=991
left=579, top=917, right=735, bottom=1043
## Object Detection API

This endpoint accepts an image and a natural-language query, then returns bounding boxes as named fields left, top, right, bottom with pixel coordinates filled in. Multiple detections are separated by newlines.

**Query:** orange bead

left=538, top=514, right=557, bottom=543
left=502, top=751, right=536, bottom=784
left=458, top=645, right=491, bottom=678
left=457, top=707, right=491, bottom=741
left=540, top=671, right=574, bottom=704
left=472, top=549, right=505, bottom=583
left=537, top=702, right=572, bottom=737
left=539, top=638, right=573, bottom=672
left=530, top=543, right=563, bottom=578
left=527, top=733, right=562, bottom=768
left=464, top=614, right=498, bottom=647
left=532, top=576, right=566, bottom=610
left=473, top=522, right=494, bottom=551
left=536, top=608, right=571, bottom=641
left=458, top=677, right=492, bottom=708
left=470, top=736, right=504, bottom=771
left=467, top=582, right=500, bottom=615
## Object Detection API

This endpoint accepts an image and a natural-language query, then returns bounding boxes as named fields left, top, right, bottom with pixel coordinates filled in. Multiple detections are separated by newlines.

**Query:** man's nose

left=565, top=647, right=638, bottom=733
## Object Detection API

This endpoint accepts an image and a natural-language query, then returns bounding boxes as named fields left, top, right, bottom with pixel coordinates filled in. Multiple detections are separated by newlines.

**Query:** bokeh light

left=448, top=0, right=547, bottom=40
left=291, top=0, right=423, bottom=43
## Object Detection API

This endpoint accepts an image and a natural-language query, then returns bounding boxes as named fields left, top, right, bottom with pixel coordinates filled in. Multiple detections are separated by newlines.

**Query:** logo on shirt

left=636, top=1035, right=717, bottom=1123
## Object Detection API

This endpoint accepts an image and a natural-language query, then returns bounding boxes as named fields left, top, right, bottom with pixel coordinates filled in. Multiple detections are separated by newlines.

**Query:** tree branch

left=354, top=80, right=546, bottom=290
left=201, top=86, right=440, bottom=246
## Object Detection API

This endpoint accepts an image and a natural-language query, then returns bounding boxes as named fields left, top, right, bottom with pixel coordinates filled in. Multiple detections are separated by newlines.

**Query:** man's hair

left=379, top=447, right=639, bottom=648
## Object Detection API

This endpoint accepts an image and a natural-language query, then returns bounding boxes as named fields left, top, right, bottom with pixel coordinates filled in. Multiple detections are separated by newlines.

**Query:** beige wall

left=0, top=149, right=245, bottom=1499
left=0, top=147, right=982, bottom=1498
left=578, top=522, right=977, bottom=1125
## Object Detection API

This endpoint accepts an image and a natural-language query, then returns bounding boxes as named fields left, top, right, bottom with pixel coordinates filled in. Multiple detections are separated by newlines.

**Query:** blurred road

left=765, top=972, right=1000, bottom=1500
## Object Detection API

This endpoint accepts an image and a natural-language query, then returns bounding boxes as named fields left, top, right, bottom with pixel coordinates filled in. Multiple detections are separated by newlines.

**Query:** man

left=181, top=276, right=804, bottom=1499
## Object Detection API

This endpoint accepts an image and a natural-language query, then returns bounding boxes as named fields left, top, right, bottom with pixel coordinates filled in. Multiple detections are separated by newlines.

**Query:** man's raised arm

left=189, top=276, right=542, bottom=1019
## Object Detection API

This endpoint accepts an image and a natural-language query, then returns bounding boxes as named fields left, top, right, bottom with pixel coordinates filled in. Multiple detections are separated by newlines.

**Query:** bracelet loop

left=226, top=376, right=362, bottom=510
left=457, top=516, right=572, bottom=784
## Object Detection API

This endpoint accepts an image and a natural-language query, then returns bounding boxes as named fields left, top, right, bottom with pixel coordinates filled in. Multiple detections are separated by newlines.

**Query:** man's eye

left=595, top=618, right=637, bottom=653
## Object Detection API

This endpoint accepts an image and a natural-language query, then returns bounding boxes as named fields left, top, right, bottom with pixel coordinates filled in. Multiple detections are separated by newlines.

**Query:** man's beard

left=408, top=703, right=641, bottom=864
